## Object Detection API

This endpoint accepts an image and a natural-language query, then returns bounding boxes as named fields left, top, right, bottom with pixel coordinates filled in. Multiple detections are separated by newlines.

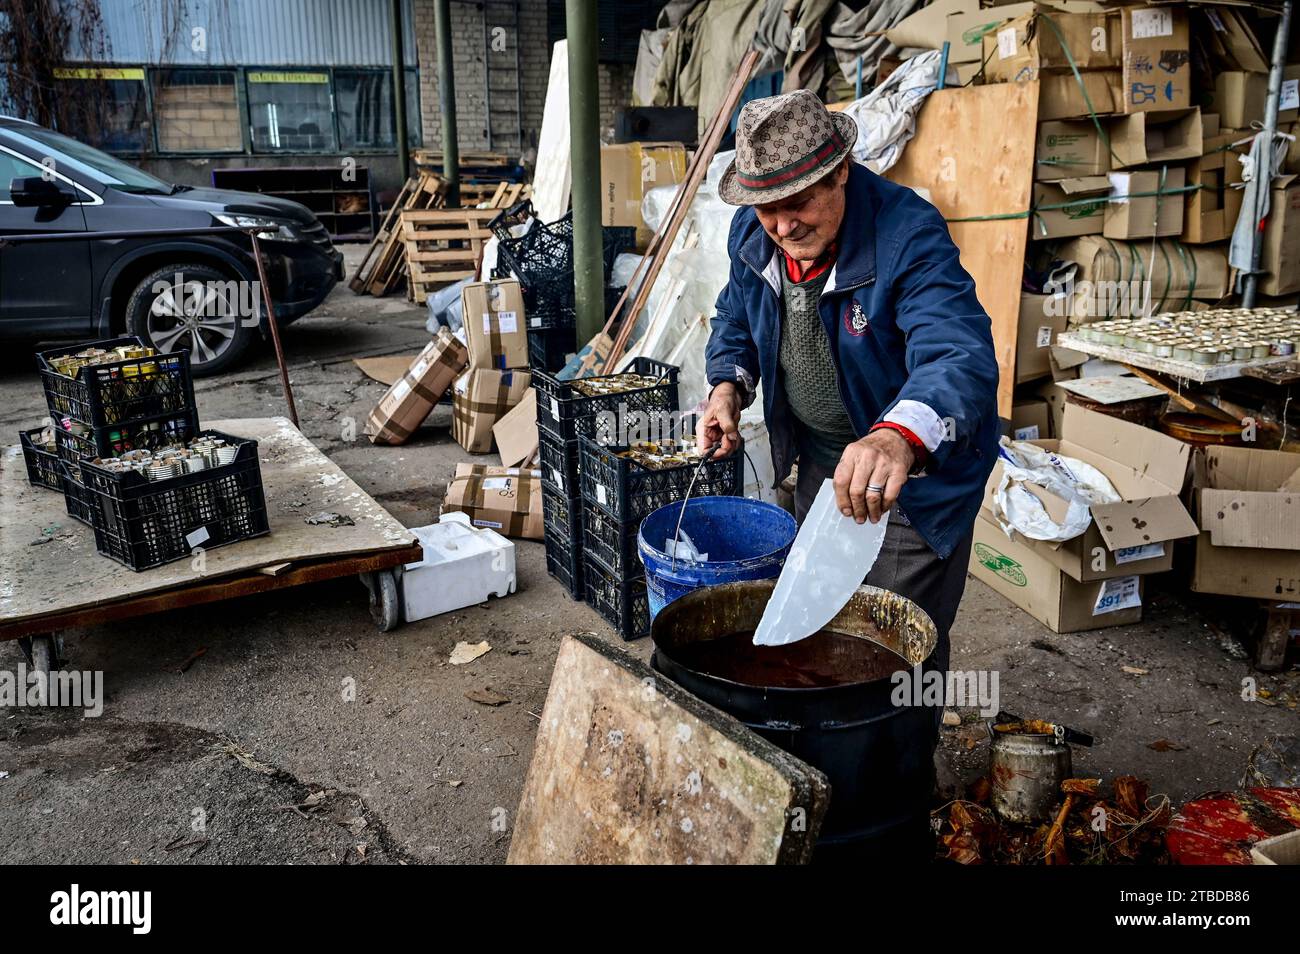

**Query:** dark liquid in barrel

left=670, top=629, right=910, bottom=689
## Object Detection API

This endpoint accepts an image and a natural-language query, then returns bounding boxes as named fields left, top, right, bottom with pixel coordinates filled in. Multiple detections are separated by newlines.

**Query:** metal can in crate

left=541, top=484, right=584, bottom=599
left=38, top=336, right=197, bottom=430
left=19, top=428, right=62, bottom=491
left=78, top=429, right=269, bottom=571
left=533, top=356, right=679, bottom=444
left=578, top=434, right=743, bottom=524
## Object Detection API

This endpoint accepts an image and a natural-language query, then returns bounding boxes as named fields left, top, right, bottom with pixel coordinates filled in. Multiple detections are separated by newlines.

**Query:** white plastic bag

left=990, top=437, right=1121, bottom=543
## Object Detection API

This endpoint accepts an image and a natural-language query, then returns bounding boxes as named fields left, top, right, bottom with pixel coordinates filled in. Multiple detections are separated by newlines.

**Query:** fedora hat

left=718, top=89, right=858, bottom=206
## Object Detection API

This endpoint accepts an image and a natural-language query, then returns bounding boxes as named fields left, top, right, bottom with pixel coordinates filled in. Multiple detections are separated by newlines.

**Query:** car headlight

left=215, top=213, right=299, bottom=242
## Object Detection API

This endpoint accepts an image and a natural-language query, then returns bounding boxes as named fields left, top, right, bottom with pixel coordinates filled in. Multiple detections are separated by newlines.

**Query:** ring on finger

left=866, top=483, right=885, bottom=494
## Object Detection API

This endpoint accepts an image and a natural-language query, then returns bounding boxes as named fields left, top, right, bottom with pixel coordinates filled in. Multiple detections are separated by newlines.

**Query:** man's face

left=752, top=160, right=849, bottom=262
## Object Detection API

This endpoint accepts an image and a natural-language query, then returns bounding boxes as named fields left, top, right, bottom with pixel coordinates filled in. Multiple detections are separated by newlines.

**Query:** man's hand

left=696, top=382, right=742, bottom=458
left=834, top=429, right=914, bottom=524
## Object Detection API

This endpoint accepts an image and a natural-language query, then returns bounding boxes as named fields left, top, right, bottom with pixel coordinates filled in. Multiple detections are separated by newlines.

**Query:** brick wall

left=412, top=1, right=634, bottom=158
left=155, top=83, right=242, bottom=152
left=413, top=0, right=551, bottom=155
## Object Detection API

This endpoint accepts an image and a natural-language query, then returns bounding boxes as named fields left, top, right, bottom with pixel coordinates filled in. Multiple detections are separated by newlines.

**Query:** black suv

left=0, top=116, right=344, bottom=375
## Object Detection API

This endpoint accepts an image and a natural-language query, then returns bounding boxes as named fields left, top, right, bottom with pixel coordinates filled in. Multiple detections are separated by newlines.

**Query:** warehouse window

left=247, top=70, right=335, bottom=153
left=154, top=69, right=242, bottom=153
left=334, top=69, right=421, bottom=150
left=52, top=67, right=150, bottom=153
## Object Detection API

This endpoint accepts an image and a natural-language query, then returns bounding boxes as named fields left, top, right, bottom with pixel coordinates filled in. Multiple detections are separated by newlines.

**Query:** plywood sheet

left=507, top=633, right=828, bottom=865
left=887, top=81, right=1040, bottom=419
left=0, top=417, right=415, bottom=626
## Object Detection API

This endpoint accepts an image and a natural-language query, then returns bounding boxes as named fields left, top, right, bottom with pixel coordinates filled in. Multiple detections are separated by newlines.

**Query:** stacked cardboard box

left=441, top=462, right=543, bottom=541
left=971, top=405, right=1199, bottom=632
left=453, top=278, right=534, bottom=456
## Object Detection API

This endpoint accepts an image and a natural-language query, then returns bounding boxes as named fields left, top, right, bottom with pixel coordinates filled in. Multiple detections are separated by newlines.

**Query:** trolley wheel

left=364, top=569, right=402, bottom=632
left=19, top=634, right=60, bottom=674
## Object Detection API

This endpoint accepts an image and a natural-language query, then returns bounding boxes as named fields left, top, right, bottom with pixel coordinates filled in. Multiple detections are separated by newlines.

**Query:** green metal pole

left=389, top=0, right=409, bottom=182
left=433, top=0, right=460, bottom=205
left=565, top=0, right=603, bottom=343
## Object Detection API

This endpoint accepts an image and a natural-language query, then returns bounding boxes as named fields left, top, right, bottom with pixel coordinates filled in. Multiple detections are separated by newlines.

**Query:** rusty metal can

left=990, top=730, right=1073, bottom=824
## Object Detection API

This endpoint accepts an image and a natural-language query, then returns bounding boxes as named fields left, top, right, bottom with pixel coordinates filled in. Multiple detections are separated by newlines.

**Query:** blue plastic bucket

left=637, top=496, right=797, bottom=620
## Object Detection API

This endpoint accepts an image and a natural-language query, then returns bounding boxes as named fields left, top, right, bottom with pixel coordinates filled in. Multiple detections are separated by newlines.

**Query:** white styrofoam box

left=401, top=511, right=516, bottom=622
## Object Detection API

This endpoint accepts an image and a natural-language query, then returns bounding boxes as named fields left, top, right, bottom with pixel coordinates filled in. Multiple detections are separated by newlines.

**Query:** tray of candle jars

left=1057, top=308, right=1300, bottom=382
left=77, top=430, right=270, bottom=571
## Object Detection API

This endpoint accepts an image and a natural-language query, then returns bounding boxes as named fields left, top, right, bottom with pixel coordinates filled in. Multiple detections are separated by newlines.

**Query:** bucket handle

left=669, top=444, right=719, bottom=571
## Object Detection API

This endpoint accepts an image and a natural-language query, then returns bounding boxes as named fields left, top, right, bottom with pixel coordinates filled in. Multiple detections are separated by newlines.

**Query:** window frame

left=150, top=66, right=247, bottom=156
left=331, top=66, right=423, bottom=153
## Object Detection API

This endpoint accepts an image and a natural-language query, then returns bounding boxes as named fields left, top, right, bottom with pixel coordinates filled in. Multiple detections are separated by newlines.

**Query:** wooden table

left=0, top=417, right=421, bottom=668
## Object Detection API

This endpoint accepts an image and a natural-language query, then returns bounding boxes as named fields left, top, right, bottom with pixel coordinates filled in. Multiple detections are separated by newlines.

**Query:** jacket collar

left=738, top=161, right=879, bottom=294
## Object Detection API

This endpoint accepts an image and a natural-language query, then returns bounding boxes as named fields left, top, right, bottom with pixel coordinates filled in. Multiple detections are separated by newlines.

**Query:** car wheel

left=125, top=264, right=258, bottom=377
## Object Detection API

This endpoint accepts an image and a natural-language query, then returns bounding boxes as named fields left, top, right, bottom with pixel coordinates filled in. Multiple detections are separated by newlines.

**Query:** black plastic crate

left=20, top=428, right=62, bottom=491
left=538, top=433, right=581, bottom=496
left=542, top=484, right=584, bottom=600
left=59, top=460, right=95, bottom=527
left=533, top=356, right=679, bottom=444
left=53, top=410, right=201, bottom=464
left=578, top=436, right=743, bottom=524
left=583, top=555, right=650, bottom=640
left=39, top=336, right=196, bottom=430
left=79, top=429, right=269, bottom=571
left=527, top=326, right=576, bottom=373
left=521, top=276, right=576, bottom=331
left=581, top=500, right=642, bottom=580
left=488, top=198, right=536, bottom=242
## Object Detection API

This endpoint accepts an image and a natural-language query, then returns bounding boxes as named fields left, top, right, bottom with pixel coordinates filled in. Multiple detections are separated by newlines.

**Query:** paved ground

left=1, top=247, right=1294, bottom=864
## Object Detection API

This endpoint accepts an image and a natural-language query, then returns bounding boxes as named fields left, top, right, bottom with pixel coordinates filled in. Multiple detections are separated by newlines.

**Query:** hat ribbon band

left=733, top=129, right=846, bottom=190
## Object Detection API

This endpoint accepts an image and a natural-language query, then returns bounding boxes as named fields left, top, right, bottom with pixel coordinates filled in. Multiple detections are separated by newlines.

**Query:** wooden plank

left=886, top=82, right=1041, bottom=420
left=0, top=417, right=416, bottom=629
left=401, top=208, right=499, bottom=223
left=507, top=633, right=829, bottom=865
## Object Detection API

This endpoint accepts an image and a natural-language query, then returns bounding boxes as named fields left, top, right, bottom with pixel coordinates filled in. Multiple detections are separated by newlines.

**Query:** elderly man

left=697, top=89, right=1000, bottom=679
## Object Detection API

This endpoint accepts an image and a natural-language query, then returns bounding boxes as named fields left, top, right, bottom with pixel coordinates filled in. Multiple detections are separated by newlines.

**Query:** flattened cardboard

left=441, top=462, right=543, bottom=541
left=1107, top=108, right=1201, bottom=168
left=971, top=511, right=1144, bottom=632
left=1120, top=5, right=1190, bottom=114
left=463, top=279, right=528, bottom=371
left=888, top=0, right=978, bottom=53
left=493, top=387, right=538, bottom=468
left=946, top=2, right=1034, bottom=64
left=364, top=329, right=469, bottom=445
left=1260, top=175, right=1300, bottom=297
left=1036, top=119, right=1111, bottom=180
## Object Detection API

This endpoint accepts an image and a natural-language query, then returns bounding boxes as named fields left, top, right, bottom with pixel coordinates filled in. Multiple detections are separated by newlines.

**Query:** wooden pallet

left=400, top=208, right=498, bottom=304
left=348, top=171, right=447, bottom=297
left=412, top=149, right=511, bottom=168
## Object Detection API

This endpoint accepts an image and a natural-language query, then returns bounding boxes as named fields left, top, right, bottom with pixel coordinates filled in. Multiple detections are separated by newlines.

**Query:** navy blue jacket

left=705, top=162, right=1000, bottom=559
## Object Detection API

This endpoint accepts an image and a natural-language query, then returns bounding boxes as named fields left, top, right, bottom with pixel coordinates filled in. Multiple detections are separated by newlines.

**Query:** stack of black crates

left=19, top=335, right=269, bottom=571
left=488, top=199, right=635, bottom=375
left=534, top=356, right=743, bottom=639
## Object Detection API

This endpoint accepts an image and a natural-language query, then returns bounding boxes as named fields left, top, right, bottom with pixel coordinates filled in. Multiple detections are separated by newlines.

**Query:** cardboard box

left=1191, top=445, right=1300, bottom=601
left=1032, top=176, right=1109, bottom=238
left=1119, top=5, right=1190, bottom=114
left=983, top=403, right=1197, bottom=581
left=1210, top=68, right=1300, bottom=130
left=1038, top=70, right=1121, bottom=121
left=946, top=2, right=1035, bottom=64
left=971, top=510, right=1145, bottom=632
left=1016, top=293, right=1070, bottom=383
left=1036, top=119, right=1111, bottom=180
left=1107, top=107, right=1201, bottom=168
left=463, top=279, right=528, bottom=371
left=1260, top=175, right=1300, bottom=297
left=1035, top=380, right=1069, bottom=437
left=984, top=9, right=1120, bottom=82
left=1010, top=399, right=1050, bottom=441
left=1201, top=6, right=1268, bottom=74
left=441, top=463, right=543, bottom=541
left=600, top=142, right=687, bottom=249
left=888, top=0, right=979, bottom=52
left=452, top=368, right=532, bottom=454
left=1103, top=165, right=1185, bottom=240
left=493, top=387, right=538, bottom=468
left=1183, top=133, right=1231, bottom=245
left=365, top=328, right=469, bottom=445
